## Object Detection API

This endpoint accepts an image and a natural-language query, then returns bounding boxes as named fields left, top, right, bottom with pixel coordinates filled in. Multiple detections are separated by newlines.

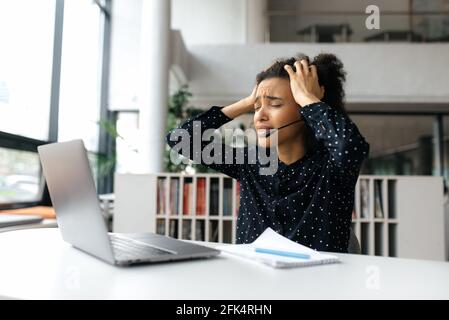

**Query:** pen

left=255, top=247, right=311, bottom=260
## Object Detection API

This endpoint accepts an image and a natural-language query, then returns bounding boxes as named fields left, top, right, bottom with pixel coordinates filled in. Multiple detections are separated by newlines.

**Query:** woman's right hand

left=242, top=85, right=258, bottom=109
left=222, top=84, right=258, bottom=119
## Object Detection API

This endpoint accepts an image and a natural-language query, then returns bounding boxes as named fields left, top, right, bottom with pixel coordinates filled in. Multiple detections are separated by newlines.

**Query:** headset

left=262, top=118, right=304, bottom=138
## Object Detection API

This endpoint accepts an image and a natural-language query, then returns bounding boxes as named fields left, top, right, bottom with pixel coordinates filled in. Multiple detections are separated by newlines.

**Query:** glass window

left=58, top=0, right=102, bottom=152
left=352, top=115, right=435, bottom=175
left=0, top=147, right=42, bottom=205
left=0, top=0, right=55, bottom=140
left=115, top=111, right=140, bottom=173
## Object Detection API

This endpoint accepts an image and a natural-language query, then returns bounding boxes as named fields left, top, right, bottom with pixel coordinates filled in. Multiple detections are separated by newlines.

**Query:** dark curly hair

left=256, top=53, right=347, bottom=112
left=255, top=53, right=347, bottom=152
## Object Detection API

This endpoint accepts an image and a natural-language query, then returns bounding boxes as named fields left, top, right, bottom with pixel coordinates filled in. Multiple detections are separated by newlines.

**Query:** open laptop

left=38, top=140, right=220, bottom=266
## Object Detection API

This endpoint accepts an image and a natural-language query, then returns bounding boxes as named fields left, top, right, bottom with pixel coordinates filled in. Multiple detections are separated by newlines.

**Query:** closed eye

left=254, top=104, right=282, bottom=110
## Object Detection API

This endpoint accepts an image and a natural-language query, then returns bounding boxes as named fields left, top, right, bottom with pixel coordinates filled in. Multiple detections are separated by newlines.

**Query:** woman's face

left=253, top=77, right=305, bottom=148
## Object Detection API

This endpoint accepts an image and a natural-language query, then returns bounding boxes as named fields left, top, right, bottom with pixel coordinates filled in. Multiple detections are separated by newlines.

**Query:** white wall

left=171, top=0, right=247, bottom=46
left=186, top=43, right=449, bottom=108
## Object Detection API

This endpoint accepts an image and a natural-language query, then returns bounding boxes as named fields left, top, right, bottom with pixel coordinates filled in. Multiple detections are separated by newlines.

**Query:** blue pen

left=255, top=247, right=311, bottom=260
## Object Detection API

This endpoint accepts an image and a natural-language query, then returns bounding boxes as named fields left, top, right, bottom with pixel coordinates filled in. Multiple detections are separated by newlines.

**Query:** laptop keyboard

left=109, top=234, right=174, bottom=260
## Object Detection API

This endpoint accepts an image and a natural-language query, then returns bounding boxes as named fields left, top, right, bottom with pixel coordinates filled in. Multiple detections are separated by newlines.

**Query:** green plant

left=96, top=84, right=237, bottom=176
left=164, top=84, right=215, bottom=173
left=95, top=119, right=121, bottom=178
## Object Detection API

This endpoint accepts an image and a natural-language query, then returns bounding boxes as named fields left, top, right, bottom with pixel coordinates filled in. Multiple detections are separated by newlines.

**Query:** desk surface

left=1, top=228, right=448, bottom=300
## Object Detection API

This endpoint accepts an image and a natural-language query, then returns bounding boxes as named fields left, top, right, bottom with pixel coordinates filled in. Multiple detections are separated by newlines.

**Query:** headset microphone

left=263, top=119, right=303, bottom=138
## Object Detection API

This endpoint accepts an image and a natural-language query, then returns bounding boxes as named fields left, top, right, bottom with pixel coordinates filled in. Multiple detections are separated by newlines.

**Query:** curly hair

left=255, top=53, right=347, bottom=152
left=256, top=53, right=347, bottom=113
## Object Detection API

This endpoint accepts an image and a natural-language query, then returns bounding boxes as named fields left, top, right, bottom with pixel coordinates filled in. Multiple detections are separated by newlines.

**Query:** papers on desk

left=216, top=228, right=339, bottom=269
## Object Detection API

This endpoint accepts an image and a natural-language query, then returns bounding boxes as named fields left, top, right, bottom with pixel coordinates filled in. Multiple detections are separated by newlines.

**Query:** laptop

left=38, top=140, right=220, bottom=266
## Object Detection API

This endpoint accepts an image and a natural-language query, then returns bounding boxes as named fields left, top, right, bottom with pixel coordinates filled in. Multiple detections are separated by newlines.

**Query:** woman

left=166, top=53, right=369, bottom=253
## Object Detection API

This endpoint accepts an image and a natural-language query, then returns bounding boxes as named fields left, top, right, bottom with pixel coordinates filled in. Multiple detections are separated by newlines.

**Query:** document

left=216, top=227, right=340, bottom=268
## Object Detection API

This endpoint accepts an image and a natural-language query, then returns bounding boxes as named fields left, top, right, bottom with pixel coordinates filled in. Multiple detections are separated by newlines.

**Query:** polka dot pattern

left=166, top=102, right=370, bottom=253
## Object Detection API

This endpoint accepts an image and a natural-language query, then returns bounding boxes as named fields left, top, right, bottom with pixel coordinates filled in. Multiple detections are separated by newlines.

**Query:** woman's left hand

left=284, top=59, right=325, bottom=107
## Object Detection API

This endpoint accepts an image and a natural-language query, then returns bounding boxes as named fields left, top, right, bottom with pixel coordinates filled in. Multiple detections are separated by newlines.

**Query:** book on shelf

left=169, top=220, right=178, bottom=238
left=155, top=174, right=240, bottom=241
left=209, top=178, right=219, bottom=216
left=223, top=178, right=233, bottom=216
left=222, top=221, right=233, bottom=243
left=195, top=220, right=205, bottom=241
left=157, top=178, right=166, bottom=215
left=235, top=180, right=240, bottom=217
left=196, top=178, right=206, bottom=215
left=183, top=179, right=192, bottom=215
left=169, top=178, right=179, bottom=216
left=360, top=179, right=370, bottom=218
left=374, top=180, right=384, bottom=218
left=209, top=220, right=219, bottom=242
left=182, top=220, right=192, bottom=240
left=156, top=219, right=166, bottom=235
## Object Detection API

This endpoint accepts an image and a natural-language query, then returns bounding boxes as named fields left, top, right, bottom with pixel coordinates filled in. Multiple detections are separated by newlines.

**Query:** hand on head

left=284, top=59, right=324, bottom=107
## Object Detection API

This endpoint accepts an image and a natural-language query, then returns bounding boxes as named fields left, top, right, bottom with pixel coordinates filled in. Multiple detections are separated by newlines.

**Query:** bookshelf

left=352, top=175, right=445, bottom=260
left=115, top=173, right=240, bottom=244
left=114, top=173, right=446, bottom=261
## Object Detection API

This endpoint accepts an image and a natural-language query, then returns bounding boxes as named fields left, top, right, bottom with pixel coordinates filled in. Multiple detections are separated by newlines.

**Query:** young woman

left=166, top=53, right=369, bottom=253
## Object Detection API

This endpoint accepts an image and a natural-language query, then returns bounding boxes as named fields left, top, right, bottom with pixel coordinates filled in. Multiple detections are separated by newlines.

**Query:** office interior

left=1, top=0, right=449, bottom=300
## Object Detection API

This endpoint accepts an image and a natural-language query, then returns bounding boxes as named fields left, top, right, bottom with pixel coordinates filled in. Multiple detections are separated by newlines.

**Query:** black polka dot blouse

left=166, top=102, right=370, bottom=253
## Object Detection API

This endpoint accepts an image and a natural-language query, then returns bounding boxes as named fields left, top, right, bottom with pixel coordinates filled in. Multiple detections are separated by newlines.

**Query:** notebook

left=216, top=227, right=340, bottom=269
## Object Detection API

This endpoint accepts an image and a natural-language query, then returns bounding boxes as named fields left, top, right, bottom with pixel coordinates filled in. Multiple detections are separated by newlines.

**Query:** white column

left=245, top=0, right=267, bottom=43
left=137, top=0, right=171, bottom=173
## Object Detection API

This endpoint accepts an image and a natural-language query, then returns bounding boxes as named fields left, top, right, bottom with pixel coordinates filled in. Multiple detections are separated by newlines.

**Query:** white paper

left=216, top=227, right=339, bottom=268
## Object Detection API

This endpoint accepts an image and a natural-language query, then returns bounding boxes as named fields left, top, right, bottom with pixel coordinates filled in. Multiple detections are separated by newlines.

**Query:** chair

left=348, top=227, right=361, bottom=254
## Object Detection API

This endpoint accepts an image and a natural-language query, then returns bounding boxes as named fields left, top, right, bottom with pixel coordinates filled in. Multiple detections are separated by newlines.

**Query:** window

left=0, top=147, right=42, bottom=205
left=0, top=132, right=46, bottom=207
left=0, top=0, right=55, bottom=140
left=58, top=0, right=102, bottom=152
left=115, top=111, right=140, bottom=173
left=352, top=115, right=436, bottom=175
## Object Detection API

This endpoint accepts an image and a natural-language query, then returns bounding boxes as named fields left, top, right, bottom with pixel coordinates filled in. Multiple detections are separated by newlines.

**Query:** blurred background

left=1, top=0, right=449, bottom=259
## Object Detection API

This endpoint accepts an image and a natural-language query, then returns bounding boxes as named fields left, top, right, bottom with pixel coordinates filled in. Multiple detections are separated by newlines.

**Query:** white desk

left=1, top=228, right=448, bottom=300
